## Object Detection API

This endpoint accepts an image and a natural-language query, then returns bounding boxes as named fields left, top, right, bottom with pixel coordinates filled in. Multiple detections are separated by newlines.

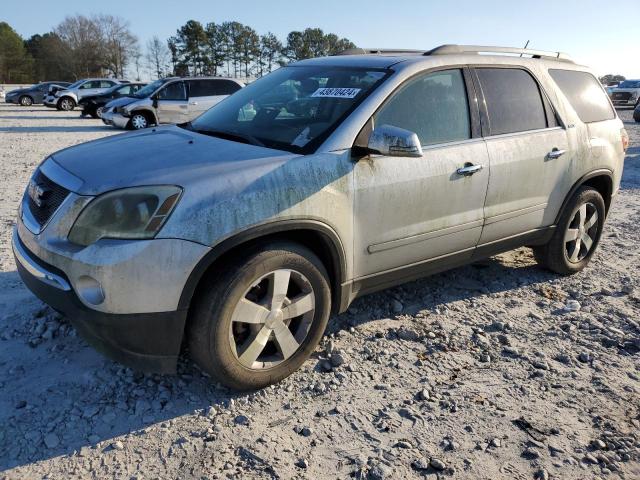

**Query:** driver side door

left=353, top=68, right=490, bottom=280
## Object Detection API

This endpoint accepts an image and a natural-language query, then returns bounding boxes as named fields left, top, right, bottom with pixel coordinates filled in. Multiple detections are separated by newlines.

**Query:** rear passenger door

left=187, top=79, right=242, bottom=120
left=474, top=67, right=570, bottom=245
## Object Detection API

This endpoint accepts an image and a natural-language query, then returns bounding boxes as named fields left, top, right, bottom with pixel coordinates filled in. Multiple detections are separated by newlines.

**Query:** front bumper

left=5, top=96, right=18, bottom=104
left=14, top=187, right=210, bottom=372
left=44, top=97, right=58, bottom=108
left=611, top=99, right=638, bottom=107
left=101, top=110, right=130, bottom=129
left=13, top=231, right=189, bottom=373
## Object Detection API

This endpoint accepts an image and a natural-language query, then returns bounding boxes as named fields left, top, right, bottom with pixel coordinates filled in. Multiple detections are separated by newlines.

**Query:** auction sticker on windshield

left=311, top=87, right=361, bottom=98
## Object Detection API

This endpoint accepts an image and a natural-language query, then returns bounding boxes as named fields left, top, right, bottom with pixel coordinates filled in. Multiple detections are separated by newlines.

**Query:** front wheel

left=91, top=106, right=104, bottom=119
left=188, top=243, right=331, bottom=390
left=19, top=96, right=33, bottom=106
left=58, top=97, right=75, bottom=111
left=533, top=186, right=605, bottom=275
left=129, top=113, right=149, bottom=130
left=634, top=109, right=640, bottom=123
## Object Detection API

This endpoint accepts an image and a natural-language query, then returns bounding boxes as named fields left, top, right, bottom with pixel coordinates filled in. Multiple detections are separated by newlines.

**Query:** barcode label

left=311, top=87, right=361, bottom=99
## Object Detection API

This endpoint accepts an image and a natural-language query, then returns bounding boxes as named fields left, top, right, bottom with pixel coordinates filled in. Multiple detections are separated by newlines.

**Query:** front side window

left=549, top=69, right=615, bottom=124
left=188, top=66, right=388, bottom=153
left=158, top=81, right=186, bottom=101
left=116, top=85, right=132, bottom=95
left=374, top=69, right=471, bottom=146
left=476, top=68, right=548, bottom=135
left=133, top=79, right=166, bottom=99
left=100, top=80, right=115, bottom=88
left=78, top=81, right=94, bottom=89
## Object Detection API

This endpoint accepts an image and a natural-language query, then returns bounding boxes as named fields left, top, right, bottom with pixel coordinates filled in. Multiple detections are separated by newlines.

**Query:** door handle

left=190, top=101, right=198, bottom=105
left=547, top=148, right=566, bottom=159
left=456, top=163, right=483, bottom=176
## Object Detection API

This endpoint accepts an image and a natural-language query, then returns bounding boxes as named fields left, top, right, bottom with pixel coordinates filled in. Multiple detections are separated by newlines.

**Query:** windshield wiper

left=191, top=128, right=265, bottom=147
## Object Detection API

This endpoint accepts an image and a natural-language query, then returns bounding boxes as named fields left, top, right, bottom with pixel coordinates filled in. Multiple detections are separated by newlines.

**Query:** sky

left=2, top=0, right=638, bottom=78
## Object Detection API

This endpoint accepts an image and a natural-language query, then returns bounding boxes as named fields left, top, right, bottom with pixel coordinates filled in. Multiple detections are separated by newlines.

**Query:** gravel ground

left=0, top=103, right=639, bottom=480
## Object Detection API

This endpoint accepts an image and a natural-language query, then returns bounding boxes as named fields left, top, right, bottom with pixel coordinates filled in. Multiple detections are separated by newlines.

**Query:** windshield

left=133, top=79, right=167, bottom=99
left=617, top=80, right=640, bottom=89
left=65, top=80, right=83, bottom=89
left=188, top=66, right=389, bottom=153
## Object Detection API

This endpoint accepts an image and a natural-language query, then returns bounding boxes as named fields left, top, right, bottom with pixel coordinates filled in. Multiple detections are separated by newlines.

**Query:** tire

left=129, top=113, right=149, bottom=130
left=634, top=110, right=640, bottom=123
left=93, top=106, right=104, bottom=119
left=58, top=97, right=75, bottom=111
left=533, top=186, right=605, bottom=275
left=19, top=95, right=33, bottom=106
left=188, top=242, right=331, bottom=390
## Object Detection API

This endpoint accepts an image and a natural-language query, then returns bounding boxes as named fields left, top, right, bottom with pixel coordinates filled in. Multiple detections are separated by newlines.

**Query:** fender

left=554, top=168, right=613, bottom=225
left=178, top=219, right=347, bottom=311
left=129, top=107, right=158, bottom=125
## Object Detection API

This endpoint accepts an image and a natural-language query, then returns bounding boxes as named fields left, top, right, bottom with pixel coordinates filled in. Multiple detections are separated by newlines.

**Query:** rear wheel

left=130, top=113, right=149, bottom=130
left=634, top=109, right=640, bottom=123
left=58, top=97, right=75, bottom=111
left=188, top=243, right=331, bottom=390
left=533, top=186, right=605, bottom=275
left=91, top=106, right=104, bottom=119
left=19, top=95, right=33, bottom=106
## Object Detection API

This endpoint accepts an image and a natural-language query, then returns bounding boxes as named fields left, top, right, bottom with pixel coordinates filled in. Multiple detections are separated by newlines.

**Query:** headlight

left=68, top=186, right=182, bottom=246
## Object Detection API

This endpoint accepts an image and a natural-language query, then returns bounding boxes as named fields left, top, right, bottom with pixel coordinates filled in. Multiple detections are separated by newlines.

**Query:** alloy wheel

left=96, top=107, right=104, bottom=118
left=60, top=98, right=74, bottom=111
left=20, top=96, right=32, bottom=106
left=564, top=201, right=599, bottom=263
left=228, top=269, right=315, bottom=369
left=131, top=114, right=148, bottom=129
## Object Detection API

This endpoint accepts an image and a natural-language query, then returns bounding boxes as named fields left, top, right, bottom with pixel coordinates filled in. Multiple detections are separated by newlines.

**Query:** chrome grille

left=26, top=170, right=70, bottom=227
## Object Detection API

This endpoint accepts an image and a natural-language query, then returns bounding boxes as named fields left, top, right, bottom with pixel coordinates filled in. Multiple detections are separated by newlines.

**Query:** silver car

left=101, top=77, right=245, bottom=129
left=43, top=78, right=127, bottom=111
left=13, top=45, right=627, bottom=390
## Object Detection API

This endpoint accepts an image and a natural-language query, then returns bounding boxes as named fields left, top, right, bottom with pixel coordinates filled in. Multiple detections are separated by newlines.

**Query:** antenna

left=521, top=40, right=530, bottom=57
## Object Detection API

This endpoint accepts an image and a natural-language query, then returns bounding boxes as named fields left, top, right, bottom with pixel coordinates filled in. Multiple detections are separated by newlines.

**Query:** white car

left=44, top=78, right=128, bottom=111
left=609, top=79, right=640, bottom=108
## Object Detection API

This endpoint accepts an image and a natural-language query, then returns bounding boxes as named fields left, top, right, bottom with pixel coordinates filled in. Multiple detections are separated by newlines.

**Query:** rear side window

left=190, top=80, right=242, bottom=97
left=476, top=68, right=548, bottom=135
left=548, top=69, right=615, bottom=123
left=374, top=69, right=471, bottom=146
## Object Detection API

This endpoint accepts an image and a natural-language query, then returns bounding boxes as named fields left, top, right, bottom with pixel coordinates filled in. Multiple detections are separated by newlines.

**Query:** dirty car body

left=13, top=46, right=627, bottom=383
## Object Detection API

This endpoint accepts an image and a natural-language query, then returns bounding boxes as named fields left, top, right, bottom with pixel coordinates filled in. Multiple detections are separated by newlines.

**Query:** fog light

left=76, top=275, right=105, bottom=305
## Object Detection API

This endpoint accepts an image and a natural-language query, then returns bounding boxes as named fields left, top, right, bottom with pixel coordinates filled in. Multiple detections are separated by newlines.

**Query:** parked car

left=634, top=103, right=640, bottom=122
left=4, top=81, right=71, bottom=106
left=78, top=82, right=147, bottom=118
left=44, top=78, right=129, bottom=111
left=13, top=45, right=628, bottom=390
left=609, top=79, right=640, bottom=107
left=101, top=77, right=244, bottom=129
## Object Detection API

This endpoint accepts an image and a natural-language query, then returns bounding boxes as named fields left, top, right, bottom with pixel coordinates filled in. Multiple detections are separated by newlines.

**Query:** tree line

left=0, top=17, right=355, bottom=84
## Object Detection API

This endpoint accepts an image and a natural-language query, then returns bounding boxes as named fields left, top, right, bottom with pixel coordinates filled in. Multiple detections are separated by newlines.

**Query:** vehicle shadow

left=0, top=126, right=112, bottom=133
left=0, top=252, right=554, bottom=471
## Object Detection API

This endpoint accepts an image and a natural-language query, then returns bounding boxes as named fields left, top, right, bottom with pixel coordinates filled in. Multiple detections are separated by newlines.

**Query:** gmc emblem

left=28, top=179, right=48, bottom=207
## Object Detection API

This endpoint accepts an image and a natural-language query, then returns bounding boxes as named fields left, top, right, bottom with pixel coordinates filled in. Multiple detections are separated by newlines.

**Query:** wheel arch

left=554, top=169, right=614, bottom=225
left=130, top=108, right=157, bottom=126
left=19, top=94, right=34, bottom=104
left=178, top=220, right=348, bottom=315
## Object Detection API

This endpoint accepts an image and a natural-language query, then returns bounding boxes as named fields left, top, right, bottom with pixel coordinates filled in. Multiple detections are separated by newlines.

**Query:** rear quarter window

left=548, top=69, right=615, bottom=124
left=190, top=80, right=242, bottom=97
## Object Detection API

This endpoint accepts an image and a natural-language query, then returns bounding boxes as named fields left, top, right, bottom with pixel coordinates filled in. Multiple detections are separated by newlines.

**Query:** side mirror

left=367, top=124, right=423, bottom=157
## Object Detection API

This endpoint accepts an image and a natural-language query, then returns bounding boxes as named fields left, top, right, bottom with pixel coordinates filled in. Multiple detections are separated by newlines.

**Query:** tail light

left=621, top=128, right=629, bottom=152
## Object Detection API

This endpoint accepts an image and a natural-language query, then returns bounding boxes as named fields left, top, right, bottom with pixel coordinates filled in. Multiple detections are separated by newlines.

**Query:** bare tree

left=55, top=15, right=105, bottom=78
left=97, top=14, right=139, bottom=78
left=146, top=36, right=169, bottom=79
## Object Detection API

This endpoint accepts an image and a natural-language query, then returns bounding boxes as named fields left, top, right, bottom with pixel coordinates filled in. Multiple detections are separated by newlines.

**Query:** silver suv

left=101, top=77, right=245, bottom=130
left=43, top=78, right=127, bottom=111
left=13, top=45, right=628, bottom=390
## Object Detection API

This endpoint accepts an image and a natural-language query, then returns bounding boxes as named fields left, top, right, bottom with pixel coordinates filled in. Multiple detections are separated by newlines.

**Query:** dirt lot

left=0, top=103, right=639, bottom=480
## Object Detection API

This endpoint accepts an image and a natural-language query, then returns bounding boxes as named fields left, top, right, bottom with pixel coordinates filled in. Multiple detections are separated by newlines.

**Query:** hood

left=47, top=126, right=297, bottom=195
left=105, top=96, right=138, bottom=109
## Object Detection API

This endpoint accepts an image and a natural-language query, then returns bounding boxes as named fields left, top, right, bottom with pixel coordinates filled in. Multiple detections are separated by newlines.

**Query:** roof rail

left=425, top=44, right=574, bottom=63
left=334, top=48, right=426, bottom=56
